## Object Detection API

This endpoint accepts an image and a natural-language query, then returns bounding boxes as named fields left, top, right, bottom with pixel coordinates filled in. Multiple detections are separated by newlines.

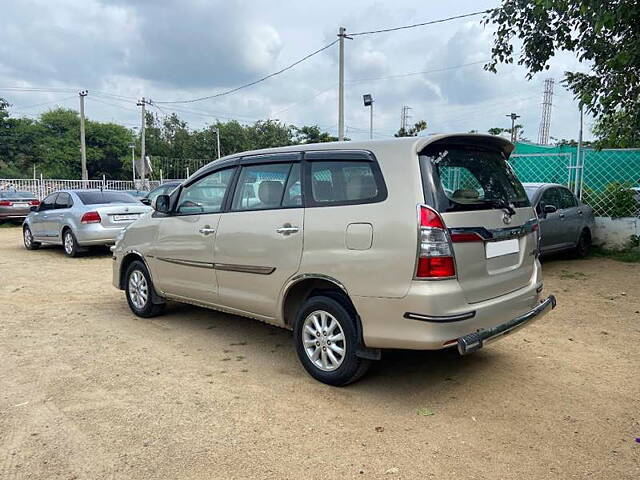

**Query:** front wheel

left=574, top=229, right=591, bottom=258
left=294, top=295, right=371, bottom=386
left=125, top=260, right=166, bottom=318
left=23, top=226, right=40, bottom=250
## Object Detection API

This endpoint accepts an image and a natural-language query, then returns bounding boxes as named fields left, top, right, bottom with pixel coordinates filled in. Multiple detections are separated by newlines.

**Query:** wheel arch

left=119, top=251, right=149, bottom=290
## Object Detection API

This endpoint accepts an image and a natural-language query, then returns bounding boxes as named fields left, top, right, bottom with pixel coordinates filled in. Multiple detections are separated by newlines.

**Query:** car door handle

left=577, top=210, right=583, bottom=215
left=559, top=213, right=565, bottom=219
left=276, top=224, right=299, bottom=235
left=198, top=227, right=215, bottom=236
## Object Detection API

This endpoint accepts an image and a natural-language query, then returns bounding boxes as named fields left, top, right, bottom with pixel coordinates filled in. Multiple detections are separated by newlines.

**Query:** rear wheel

left=63, top=229, right=80, bottom=257
left=125, top=260, right=166, bottom=318
left=574, top=229, right=591, bottom=258
left=23, top=226, right=40, bottom=250
left=294, top=295, right=371, bottom=386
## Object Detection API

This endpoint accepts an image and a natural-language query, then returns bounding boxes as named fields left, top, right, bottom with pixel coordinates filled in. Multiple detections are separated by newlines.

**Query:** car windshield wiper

left=480, top=199, right=516, bottom=216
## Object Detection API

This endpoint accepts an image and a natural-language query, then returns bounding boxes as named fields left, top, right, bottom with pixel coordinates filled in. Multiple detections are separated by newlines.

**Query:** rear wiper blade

left=481, top=199, right=516, bottom=216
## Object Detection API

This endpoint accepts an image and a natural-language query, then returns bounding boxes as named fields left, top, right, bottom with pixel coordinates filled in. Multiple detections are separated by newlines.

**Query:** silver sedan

left=23, top=190, right=151, bottom=257
left=523, top=182, right=595, bottom=257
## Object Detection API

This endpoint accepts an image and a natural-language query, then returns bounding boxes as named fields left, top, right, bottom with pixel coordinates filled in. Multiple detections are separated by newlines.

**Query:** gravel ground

left=0, top=226, right=638, bottom=479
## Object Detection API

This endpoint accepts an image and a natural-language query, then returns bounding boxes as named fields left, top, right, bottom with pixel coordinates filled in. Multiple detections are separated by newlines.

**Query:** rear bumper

left=457, top=295, right=556, bottom=355
left=75, top=224, right=125, bottom=245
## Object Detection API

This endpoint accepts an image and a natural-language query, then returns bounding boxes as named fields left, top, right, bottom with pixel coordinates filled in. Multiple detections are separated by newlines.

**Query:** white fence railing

left=0, top=177, right=182, bottom=199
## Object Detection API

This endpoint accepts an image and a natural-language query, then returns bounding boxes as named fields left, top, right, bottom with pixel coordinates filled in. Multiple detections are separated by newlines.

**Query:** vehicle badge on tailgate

left=502, top=212, right=513, bottom=225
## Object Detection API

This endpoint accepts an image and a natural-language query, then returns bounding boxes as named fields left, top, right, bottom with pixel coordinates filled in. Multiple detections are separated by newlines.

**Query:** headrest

left=258, top=181, right=283, bottom=205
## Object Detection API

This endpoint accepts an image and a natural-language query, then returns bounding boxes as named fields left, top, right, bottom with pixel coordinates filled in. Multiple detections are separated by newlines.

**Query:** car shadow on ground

left=151, top=300, right=503, bottom=397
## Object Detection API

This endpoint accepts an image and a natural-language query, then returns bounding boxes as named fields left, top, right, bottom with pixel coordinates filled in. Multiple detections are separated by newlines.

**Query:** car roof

left=190, top=134, right=514, bottom=181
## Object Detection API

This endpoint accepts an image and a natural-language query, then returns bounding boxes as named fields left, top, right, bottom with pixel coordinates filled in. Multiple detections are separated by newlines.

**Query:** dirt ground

left=0, top=226, right=638, bottom=480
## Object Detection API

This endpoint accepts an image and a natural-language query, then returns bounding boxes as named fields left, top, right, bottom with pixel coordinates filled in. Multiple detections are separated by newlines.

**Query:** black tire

left=23, top=226, right=40, bottom=250
left=62, top=228, right=81, bottom=257
left=294, top=295, right=371, bottom=386
left=574, top=229, right=591, bottom=258
left=125, top=260, right=166, bottom=318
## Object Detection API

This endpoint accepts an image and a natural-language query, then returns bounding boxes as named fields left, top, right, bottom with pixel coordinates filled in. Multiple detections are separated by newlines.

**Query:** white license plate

left=113, top=214, right=139, bottom=221
left=485, top=238, right=520, bottom=259
left=12, top=203, right=29, bottom=207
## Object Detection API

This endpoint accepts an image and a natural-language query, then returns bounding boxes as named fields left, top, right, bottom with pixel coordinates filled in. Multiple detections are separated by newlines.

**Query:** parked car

left=0, top=190, right=40, bottom=220
left=140, top=181, right=181, bottom=206
left=124, top=189, right=148, bottom=200
left=23, top=190, right=151, bottom=257
left=112, top=135, right=556, bottom=386
left=522, top=183, right=594, bottom=257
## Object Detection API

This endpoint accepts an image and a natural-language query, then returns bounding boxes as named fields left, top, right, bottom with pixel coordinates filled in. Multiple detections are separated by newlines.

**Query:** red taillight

left=417, top=256, right=456, bottom=278
left=420, top=205, right=446, bottom=229
left=0, top=201, right=11, bottom=206
left=30, top=200, right=40, bottom=206
left=416, top=205, right=456, bottom=279
left=81, top=211, right=101, bottom=224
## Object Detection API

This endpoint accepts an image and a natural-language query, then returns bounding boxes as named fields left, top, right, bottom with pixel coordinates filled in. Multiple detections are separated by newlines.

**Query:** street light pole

left=79, top=90, right=88, bottom=184
left=506, top=112, right=521, bottom=142
left=214, top=127, right=221, bottom=159
left=363, top=94, right=374, bottom=139
left=129, top=143, right=136, bottom=187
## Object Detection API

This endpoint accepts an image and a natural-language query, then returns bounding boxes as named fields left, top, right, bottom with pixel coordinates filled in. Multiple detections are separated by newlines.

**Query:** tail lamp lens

left=81, top=211, right=101, bottom=223
left=416, top=206, right=456, bottom=278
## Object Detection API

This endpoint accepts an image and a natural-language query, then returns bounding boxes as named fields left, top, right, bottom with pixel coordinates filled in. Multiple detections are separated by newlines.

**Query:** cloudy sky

left=1, top=0, right=593, bottom=142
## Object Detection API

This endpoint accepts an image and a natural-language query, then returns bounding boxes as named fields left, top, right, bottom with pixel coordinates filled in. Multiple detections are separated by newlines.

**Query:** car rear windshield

left=76, top=191, right=138, bottom=205
left=421, top=145, right=530, bottom=212
left=0, top=191, right=34, bottom=199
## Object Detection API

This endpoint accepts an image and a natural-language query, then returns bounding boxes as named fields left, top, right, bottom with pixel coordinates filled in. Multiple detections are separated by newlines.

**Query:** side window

left=310, top=161, right=379, bottom=204
left=231, top=163, right=295, bottom=211
left=559, top=188, right=577, bottom=209
left=176, top=168, right=234, bottom=214
left=40, top=193, right=58, bottom=211
left=282, top=164, right=302, bottom=207
left=540, top=188, right=561, bottom=209
left=55, top=192, right=72, bottom=209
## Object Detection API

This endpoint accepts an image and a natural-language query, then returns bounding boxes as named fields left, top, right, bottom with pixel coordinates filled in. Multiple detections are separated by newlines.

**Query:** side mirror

left=30, top=205, right=39, bottom=212
left=542, top=204, right=557, bottom=214
left=154, top=194, right=171, bottom=213
left=140, top=197, right=151, bottom=206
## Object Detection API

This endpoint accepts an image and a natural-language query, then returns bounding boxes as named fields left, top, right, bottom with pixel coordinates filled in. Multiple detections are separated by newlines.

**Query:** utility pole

left=575, top=104, right=584, bottom=198
left=137, top=98, right=147, bottom=187
left=338, top=26, right=350, bottom=141
left=79, top=90, right=88, bottom=183
left=506, top=112, right=521, bottom=143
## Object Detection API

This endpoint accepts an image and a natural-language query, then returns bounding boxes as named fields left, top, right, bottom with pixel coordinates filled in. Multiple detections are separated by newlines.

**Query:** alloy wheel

left=64, top=232, right=74, bottom=255
left=24, top=228, right=32, bottom=248
left=128, top=270, right=149, bottom=310
left=302, top=310, right=346, bottom=372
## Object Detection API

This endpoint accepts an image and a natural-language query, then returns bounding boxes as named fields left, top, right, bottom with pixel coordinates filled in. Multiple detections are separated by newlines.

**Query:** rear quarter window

left=307, top=160, right=385, bottom=206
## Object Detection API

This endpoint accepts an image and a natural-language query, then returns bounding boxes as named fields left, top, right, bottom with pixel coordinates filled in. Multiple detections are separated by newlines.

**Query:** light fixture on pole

left=363, top=94, right=374, bottom=139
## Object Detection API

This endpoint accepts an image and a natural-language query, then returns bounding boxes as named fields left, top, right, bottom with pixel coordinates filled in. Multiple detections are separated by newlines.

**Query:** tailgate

left=442, top=208, right=537, bottom=303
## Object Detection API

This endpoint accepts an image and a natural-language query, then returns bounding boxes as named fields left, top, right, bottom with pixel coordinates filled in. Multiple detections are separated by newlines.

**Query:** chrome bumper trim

left=403, top=311, right=476, bottom=323
left=457, top=295, right=556, bottom=355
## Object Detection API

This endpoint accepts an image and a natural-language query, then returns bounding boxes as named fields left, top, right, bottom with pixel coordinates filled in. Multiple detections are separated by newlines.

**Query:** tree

left=394, top=120, right=427, bottom=137
left=294, top=125, right=340, bottom=144
left=484, top=1, right=640, bottom=146
left=591, top=109, right=640, bottom=148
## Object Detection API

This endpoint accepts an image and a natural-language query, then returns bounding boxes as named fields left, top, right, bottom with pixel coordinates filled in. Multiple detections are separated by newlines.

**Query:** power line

left=349, top=10, right=492, bottom=36
left=12, top=95, right=77, bottom=110
left=155, top=39, right=339, bottom=104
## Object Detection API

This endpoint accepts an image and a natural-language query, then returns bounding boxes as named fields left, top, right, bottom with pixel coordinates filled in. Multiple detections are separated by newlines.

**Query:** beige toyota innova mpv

left=113, top=134, right=556, bottom=386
